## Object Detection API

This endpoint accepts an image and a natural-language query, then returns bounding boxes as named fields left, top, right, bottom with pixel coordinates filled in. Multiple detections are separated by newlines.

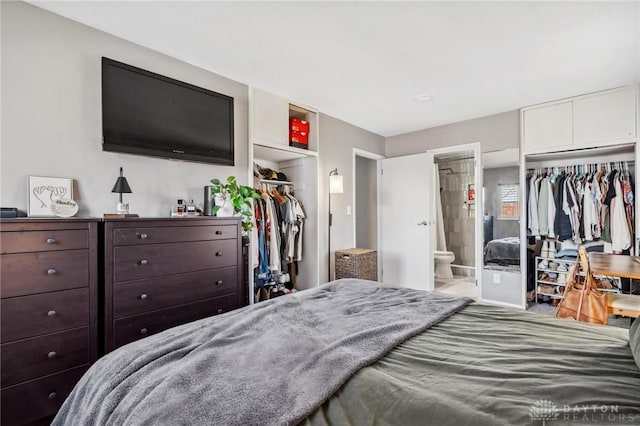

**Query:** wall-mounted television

left=102, top=57, right=234, bottom=165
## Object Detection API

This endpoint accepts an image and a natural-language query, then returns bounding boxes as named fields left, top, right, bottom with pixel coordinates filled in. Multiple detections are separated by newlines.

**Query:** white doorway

left=428, top=143, right=483, bottom=299
left=352, top=148, right=385, bottom=280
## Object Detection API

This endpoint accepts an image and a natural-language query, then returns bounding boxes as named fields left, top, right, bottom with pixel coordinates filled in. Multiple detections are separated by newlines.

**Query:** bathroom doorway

left=352, top=148, right=385, bottom=280
left=428, top=143, right=482, bottom=299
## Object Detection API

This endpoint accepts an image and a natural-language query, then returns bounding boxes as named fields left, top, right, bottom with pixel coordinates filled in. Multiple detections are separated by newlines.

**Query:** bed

left=53, top=279, right=640, bottom=426
left=484, top=236, right=521, bottom=266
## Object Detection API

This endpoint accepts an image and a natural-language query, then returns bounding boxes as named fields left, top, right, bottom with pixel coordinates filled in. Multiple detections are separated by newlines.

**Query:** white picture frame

left=28, top=176, right=74, bottom=217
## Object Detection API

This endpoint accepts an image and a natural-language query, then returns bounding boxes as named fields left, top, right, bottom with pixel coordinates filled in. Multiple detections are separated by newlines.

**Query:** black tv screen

left=102, top=57, right=234, bottom=165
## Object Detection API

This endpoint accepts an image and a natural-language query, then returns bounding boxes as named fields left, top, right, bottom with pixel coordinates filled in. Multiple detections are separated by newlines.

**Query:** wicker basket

left=335, top=248, right=377, bottom=281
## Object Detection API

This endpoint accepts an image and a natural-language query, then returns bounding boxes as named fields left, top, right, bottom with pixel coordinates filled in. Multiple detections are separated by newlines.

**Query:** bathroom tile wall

left=438, top=158, right=475, bottom=269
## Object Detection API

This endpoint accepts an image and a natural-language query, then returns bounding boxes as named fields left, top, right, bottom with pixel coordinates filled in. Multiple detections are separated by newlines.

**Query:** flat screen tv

left=102, top=57, right=234, bottom=165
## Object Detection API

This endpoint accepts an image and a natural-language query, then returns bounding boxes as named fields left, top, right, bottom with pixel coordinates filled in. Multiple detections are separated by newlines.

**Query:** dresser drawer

left=1, top=288, right=89, bottom=343
left=1, top=327, right=88, bottom=387
left=1, top=250, right=89, bottom=298
left=114, top=294, right=238, bottom=348
left=113, top=239, right=238, bottom=282
left=1, top=366, right=86, bottom=426
left=0, top=229, right=88, bottom=254
left=113, top=225, right=236, bottom=246
left=114, top=266, right=239, bottom=318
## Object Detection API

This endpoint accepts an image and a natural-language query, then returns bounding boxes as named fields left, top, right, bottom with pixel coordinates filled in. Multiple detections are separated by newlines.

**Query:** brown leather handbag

left=555, top=247, right=608, bottom=325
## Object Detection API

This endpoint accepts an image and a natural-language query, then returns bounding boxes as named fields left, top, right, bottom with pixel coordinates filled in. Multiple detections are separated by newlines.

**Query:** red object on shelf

left=289, top=130, right=309, bottom=145
left=290, top=118, right=310, bottom=134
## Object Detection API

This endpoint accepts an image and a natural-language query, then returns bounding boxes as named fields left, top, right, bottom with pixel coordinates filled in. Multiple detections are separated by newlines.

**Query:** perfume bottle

left=171, top=199, right=186, bottom=217
left=186, top=199, right=198, bottom=216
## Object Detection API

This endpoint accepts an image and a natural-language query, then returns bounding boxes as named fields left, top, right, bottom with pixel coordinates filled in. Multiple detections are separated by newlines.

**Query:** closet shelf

left=253, top=140, right=318, bottom=163
left=537, top=292, right=563, bottom=299
left=537, top=280, right=567, bottom=286
left=259, top=179, right=294, bottom=186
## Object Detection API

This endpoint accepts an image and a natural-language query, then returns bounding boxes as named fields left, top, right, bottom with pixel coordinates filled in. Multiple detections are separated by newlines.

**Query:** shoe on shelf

left=557, top=264, right=568, bottom=272
left=538, top=260, right=549, bottom=269
left=541, top=241, right=550, bottom=259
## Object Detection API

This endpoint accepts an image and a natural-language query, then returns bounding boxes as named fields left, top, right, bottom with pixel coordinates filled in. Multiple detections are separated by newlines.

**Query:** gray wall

left=438, top=158, right=475, bottom=267
left=385, top=110, right=519, bottom=157
left=1, top=2, right=249, bottom=217
left=483, top=166, right=520, bottom=240
left=355, top=156, right=377, bottom=250
left=319, top=114, right=385, bottom=282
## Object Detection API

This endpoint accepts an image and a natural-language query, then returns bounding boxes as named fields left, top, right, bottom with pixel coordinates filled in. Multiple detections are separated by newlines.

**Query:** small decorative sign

left=50, top=198, right=78, bottom=218
left=28, top=176, right=74, bottom=216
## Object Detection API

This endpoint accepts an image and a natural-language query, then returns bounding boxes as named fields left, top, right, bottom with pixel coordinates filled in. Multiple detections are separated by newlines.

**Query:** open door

left=380, top=153, right=434, bottom=291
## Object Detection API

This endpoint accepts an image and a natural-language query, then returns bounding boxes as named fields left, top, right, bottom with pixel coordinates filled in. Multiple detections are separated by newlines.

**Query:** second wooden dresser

left=103, top=217, right=245, bottom=353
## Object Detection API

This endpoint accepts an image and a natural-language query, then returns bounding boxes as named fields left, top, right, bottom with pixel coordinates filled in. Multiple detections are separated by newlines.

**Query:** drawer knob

left=215, top=230, right=223, bottom=235
left=216, top=280, right=223, bottom=285
left=140, top=293, right=148, bottom=300
left=48, top=392, right=57, bottom=400
left=140, top=328, right=148, bottom=335
left=47, top=268, right=57, bottom=275
left=216, top=251, right=223, bottom=257
left=47, top=310, right=57, bottom=317
left=139, top=233, right=148, bottom=239
left=48, top=351, right=57, bottom=359
left=217, top=308, right=223, bottom=314
left=46, top=237, right=56, bottom=244
left=139, top=259, right=148, bottom=265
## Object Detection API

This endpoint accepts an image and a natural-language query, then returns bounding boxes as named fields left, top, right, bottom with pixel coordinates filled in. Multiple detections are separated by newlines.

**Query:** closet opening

left=430, top=144, right=482, bottom=299
left=251, top=146, right=319, bottom=304
left=522, top=143, right=638, bottom=327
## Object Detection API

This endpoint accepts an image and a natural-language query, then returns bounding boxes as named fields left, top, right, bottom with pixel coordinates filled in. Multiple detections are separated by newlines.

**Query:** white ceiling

left=30, top=1, right=640, bottom=137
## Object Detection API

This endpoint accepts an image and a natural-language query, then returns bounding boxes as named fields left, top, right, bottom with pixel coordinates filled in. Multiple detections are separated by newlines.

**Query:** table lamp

left=111, top=167, right=132, bottom=214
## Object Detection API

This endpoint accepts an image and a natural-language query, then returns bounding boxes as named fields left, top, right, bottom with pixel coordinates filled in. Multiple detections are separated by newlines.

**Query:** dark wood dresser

left=0, top=218, right=99, bottom=425
left=103, top=217, right=245, bottom=352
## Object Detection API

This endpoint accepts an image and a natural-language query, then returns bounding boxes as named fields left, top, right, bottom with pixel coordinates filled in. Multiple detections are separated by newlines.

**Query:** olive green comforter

left=303, top=304, right=640, bottom=426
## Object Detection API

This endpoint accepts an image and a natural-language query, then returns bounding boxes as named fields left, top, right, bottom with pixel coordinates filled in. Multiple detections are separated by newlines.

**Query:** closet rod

left=526, top=160, right=635, bottom=172
left=526, top=154, right=635, bottom=169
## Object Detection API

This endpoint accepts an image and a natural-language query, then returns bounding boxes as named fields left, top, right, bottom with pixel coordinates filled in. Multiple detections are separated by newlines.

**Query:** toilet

left=434, top=250, right=455, bottom=279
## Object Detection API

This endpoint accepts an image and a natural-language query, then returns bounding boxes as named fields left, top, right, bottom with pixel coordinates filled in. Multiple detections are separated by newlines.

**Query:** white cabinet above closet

left=522, top=101, right=573, bottom=152
left=573, top=87, right=636, bottom=147
left=251, top=88, right=319, bottom=161
left=521, top=86, right=638, bottom=154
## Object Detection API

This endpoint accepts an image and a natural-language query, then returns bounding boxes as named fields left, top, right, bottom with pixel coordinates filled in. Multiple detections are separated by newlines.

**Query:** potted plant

left=210, top=176, right=261, bottom=233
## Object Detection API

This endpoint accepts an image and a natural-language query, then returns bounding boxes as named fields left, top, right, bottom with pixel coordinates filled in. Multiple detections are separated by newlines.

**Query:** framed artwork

left=28, top=176, right=74, bottom=217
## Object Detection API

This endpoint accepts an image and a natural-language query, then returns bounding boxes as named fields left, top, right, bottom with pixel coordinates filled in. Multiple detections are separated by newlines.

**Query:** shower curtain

left=434, top=168, right=447, bottom=252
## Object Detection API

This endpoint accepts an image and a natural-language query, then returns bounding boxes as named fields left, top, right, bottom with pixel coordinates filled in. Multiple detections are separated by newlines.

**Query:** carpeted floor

left=527, top=302, right=632, bottom=329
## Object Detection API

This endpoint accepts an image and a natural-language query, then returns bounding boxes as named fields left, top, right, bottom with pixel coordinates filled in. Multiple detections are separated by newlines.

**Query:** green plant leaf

left=211, top=178, right=221, bottom=185
left=212, top=205, right=221, bottom=216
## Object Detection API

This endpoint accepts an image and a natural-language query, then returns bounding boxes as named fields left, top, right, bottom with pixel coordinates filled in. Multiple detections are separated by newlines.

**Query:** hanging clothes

left=526, top=162, right=634, bottom=254
left=253, top=183, right=306, bottom=292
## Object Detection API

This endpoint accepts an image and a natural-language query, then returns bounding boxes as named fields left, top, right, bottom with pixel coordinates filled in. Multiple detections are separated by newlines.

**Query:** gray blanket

left=53, top=279, right=471, bottom=426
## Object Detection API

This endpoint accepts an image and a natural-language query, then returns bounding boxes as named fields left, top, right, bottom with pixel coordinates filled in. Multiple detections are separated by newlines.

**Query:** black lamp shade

left=111, top=177, right=132, bottom=194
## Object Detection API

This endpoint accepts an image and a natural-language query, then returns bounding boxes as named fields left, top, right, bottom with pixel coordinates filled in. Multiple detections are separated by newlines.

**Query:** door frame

left=426, top=142, right=483, bottom=299
left=352, top=148, right=385, bottom=281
